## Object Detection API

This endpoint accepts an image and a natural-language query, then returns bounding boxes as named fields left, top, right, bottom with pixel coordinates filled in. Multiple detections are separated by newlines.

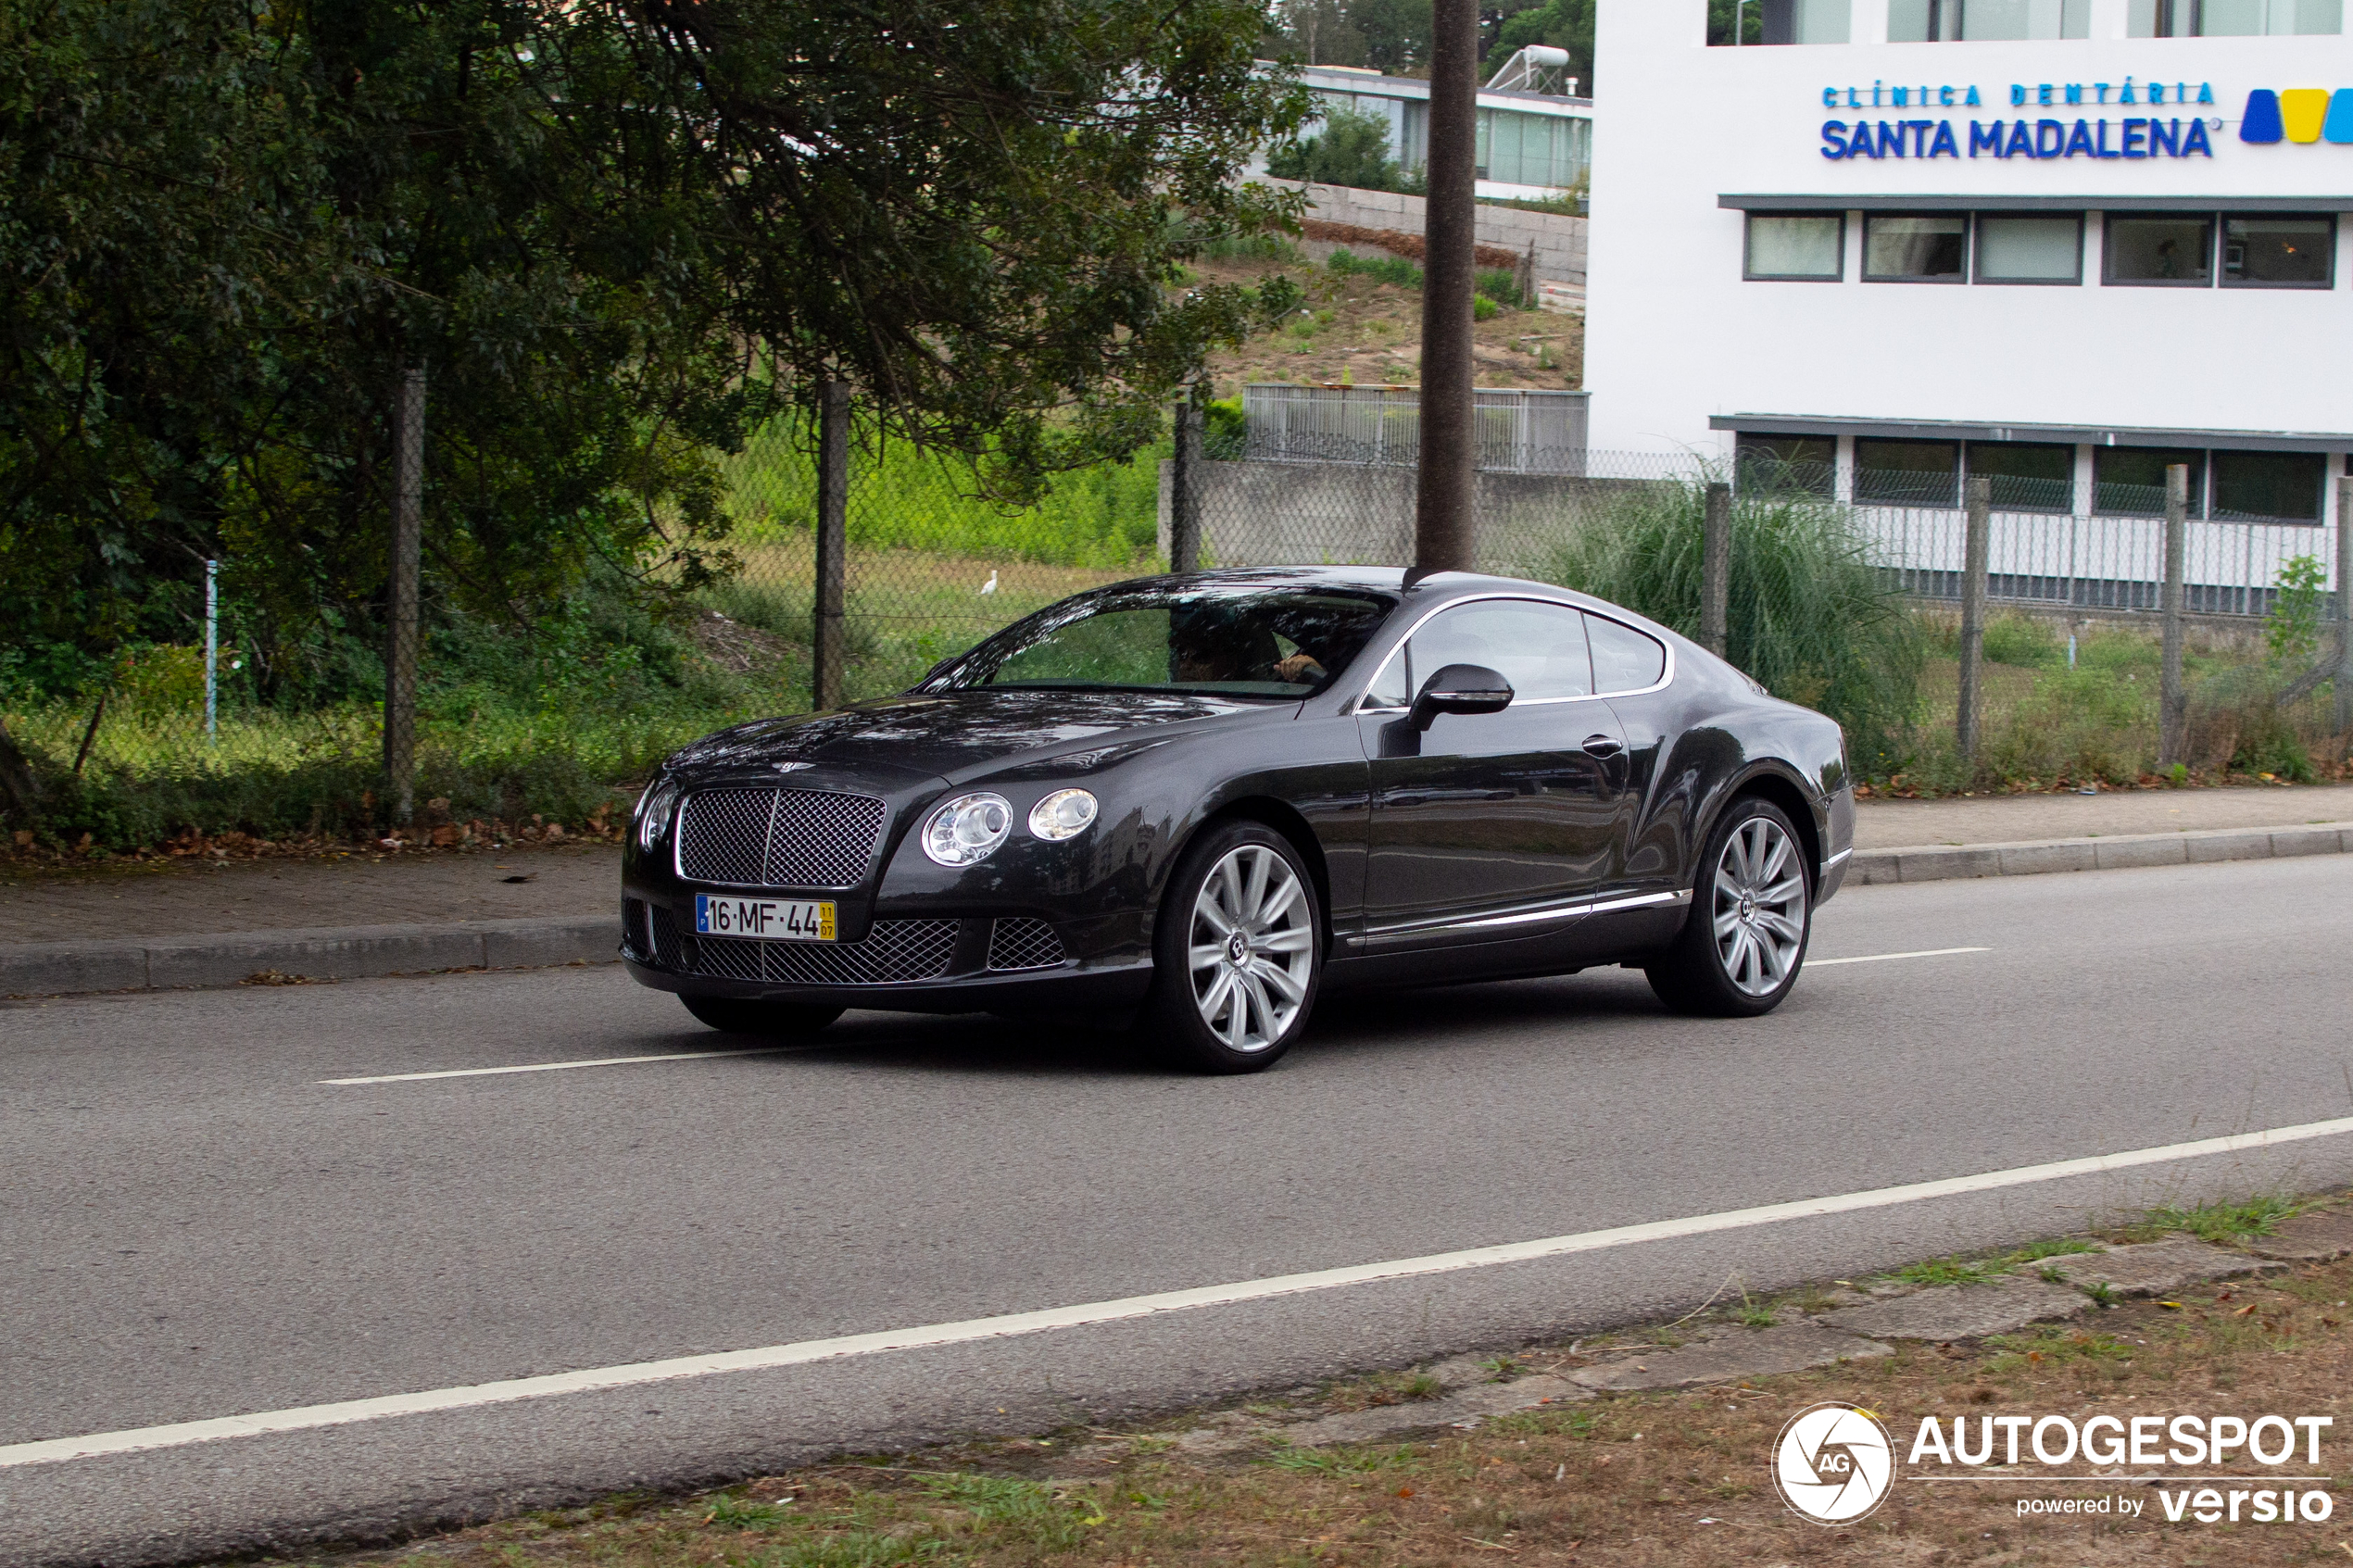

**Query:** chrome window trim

left=1351, top=593, right=1677, bottom=714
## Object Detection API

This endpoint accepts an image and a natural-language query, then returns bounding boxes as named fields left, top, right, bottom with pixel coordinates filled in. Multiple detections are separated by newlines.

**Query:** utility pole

left=1412, top=0, right=1478, bottom=578
left=1168, top=395, right=1203, bottom=574
left=1957, top=476, right=1990, bottom=760
left=384, top=363, right=424, bottom=827
left=812, top=380, right=850, bottom=711
left=2158, top=462, right=2188, bottom=770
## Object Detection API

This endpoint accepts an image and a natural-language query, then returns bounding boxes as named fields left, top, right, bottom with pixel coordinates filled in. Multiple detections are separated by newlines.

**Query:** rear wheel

left=680, top=995, right=844, bottom=1037
left=1646, top=797, right=1811, bottom=1018
left=1145, top=821, right=1322, bottom=1073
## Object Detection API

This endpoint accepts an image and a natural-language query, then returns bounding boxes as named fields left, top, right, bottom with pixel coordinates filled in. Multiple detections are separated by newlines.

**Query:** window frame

left=1855, top=437, right=1963, bottom=508
left=1743, top=210, right=1847, bottom=282
left=2208, top=448, right=2328, bottom=522
left=2092, top=445, right=2208, bottom=519
left=1963, top=440, right=2079, bottom=513
left=2219, top=211, right=2338, bottom=291
left=1861, top=211, right=1972, bottom=284
left=1972, top=211, right=2085, bottom=285
left=1352, top=596, right=1675, bottom=714
left=2101, top=210, right=2217, bottom=288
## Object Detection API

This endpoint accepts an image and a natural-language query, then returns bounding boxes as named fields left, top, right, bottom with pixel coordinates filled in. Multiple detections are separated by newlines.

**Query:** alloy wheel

left=1186, top=844, right=1315, bottom=1053
left=1712, top=816, right=1806, bottom=997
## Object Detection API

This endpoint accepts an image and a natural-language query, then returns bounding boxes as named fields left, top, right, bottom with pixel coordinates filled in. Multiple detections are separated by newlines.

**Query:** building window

left=1864, top=214, right=1969, bottom=282
left=2136, top=0, right=2345, bottom=32
left=2094, top=446, right=2206, bottom=517
left=1856, top=439, right=1960, bottom=506
left=1973, top=215, right=2082, bottom=283
left=1892, top=0, right=2090, bottom=39
left=1744, top=214, right=1844, bottom=280
left=1747, top=0, right=1853, bottom=44
left=2103, top=213, right=2214, bottom=285
left=2221, top=215, right=2334, bottom=288
left=1967, top=442, right=2075, bottom=511
left=2211, top=450, right=2326, bottom=521
left=1736, top=435, right=1838, bottom=495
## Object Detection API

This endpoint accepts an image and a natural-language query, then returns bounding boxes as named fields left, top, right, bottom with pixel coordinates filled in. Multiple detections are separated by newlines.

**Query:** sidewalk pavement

left=5, top=784, right=2350, bottom=996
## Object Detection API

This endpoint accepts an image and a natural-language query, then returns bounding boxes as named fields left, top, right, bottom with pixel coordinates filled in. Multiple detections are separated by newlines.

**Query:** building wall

left=1584, top=0, right=2351, bottom=465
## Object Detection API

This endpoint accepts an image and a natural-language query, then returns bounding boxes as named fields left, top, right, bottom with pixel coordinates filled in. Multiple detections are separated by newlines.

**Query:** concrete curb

left=5, top=821, right=2347, bottom=997
left=1847, top=820, right=2353, bottom=887
left=1, top=915, right=618, bottom=999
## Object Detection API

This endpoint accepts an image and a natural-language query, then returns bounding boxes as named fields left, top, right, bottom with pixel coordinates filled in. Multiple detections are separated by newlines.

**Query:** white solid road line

left=322, top=1048, right=783, bottom=1085
left=323, top=948, right=1989, bottom=1085
left=1809, top=946, right=1991, bottom=967
left=9, top=1110, right=2353, bottom=1470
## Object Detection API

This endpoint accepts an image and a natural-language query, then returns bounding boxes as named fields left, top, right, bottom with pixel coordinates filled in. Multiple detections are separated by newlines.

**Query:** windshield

left=921, top=584, right=1398, bottom=699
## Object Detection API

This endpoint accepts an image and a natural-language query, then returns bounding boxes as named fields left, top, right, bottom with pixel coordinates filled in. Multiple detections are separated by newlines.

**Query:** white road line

left=323, top=1048, right=782, bottom=1085
left=9, top=1110, right=2353, bottom=1471
left=1809, top=946, right=1991, bottom=967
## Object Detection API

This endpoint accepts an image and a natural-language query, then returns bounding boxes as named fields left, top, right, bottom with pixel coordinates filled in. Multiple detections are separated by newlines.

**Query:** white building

left=1262, top=58, right=1597, bottom=202
left=1585, top=0, right=2349, bottom=538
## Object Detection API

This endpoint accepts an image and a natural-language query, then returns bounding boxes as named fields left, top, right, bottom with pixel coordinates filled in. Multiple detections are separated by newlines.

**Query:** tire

left=680, top=995, right=845, bottom=1037
left=1645, top=795, right=1812, bottom=1018
left=1144, top=820, right=1323, bottom=1073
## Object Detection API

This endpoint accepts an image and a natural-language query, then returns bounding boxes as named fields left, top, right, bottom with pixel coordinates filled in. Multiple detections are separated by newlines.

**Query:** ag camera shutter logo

left=1773, top=1402, right=1895, bottom=1524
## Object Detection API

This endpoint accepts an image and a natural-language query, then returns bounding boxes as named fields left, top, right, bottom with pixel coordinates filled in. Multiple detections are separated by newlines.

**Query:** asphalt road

left=6, top=856, right=2353, bottom=1566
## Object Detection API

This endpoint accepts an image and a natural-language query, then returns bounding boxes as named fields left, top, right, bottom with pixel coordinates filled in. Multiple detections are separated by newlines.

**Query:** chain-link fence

left=6, top=414, right=2347, bottom=850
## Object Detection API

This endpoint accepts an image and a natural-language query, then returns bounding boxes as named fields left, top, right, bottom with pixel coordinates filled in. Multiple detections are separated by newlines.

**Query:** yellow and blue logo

left=2241, top=89, right=2353, bottom=144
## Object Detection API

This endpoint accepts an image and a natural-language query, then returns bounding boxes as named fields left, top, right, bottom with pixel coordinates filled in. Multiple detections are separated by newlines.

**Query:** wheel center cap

left=1738, top=894, right=1755, bottom=921
left=1227, top=931, right=1250, bottom=964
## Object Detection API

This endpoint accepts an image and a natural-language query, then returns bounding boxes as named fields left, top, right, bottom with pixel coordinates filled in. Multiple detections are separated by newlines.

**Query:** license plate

left=694, top=895, right=836, bottom=942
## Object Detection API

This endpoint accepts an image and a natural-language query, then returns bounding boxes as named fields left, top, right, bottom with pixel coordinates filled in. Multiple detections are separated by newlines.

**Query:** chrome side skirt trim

left=1822, top=847, right=1853, bottom=870
left=1359, top=887, right=1689, bottom=947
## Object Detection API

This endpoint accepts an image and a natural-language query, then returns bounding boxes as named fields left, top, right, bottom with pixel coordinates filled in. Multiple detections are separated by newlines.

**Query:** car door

left=1354, top=597, right=1632, bottom=954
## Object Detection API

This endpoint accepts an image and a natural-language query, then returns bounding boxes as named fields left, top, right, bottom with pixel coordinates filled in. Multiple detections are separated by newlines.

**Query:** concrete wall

left=1262, top=176, right=1589, bottom=294
left=1159, top=458, right=1644, bottom=575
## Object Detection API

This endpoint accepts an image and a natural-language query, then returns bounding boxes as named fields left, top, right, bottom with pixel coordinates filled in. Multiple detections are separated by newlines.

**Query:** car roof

left=1147, top=565, right=1651, bottom=628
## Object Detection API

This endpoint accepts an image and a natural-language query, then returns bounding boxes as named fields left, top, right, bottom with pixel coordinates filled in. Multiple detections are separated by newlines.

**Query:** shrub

left=1535, top=479, right=1923, bottom=776
left=1326, top=247, right=1422, bottom=290
left=1265, top=106, right=1403, bottom=192
left=1475, top=268, right=1526, bottom=308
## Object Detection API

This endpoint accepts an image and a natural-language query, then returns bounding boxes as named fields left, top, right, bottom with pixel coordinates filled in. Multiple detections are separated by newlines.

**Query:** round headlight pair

left=920, top=788, right=1098, bottom=867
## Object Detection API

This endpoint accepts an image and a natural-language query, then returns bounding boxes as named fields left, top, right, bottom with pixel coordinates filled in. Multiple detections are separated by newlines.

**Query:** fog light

left=922, top=792, right=1013, bottom=867
left=1028, top=788, right=1099, bottom=841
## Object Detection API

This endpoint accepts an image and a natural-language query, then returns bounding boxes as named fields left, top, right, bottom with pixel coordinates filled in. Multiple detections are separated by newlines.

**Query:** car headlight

left=922, top=792, right=1013, bottom=867
left=1028, top=787, right=1099, bottom=841
left=635, top=778, right=681, bottom=851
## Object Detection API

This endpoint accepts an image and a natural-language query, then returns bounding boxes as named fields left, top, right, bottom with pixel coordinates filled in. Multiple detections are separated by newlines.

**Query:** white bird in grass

left=979, top=570, right=999, bottom=596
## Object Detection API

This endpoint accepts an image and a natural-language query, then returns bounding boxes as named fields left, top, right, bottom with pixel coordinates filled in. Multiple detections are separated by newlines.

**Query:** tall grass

left=1534, top=479, right=1924, bottom=776
left=720, top=418, right=1167, bottom=569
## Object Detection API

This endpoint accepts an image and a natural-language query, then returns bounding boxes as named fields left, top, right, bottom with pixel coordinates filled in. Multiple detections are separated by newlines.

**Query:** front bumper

left=620, top=897, right=1154, bottom=1016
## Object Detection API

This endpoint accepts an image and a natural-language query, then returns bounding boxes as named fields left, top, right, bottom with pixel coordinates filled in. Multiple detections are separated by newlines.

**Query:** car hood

left=664, top=688, right=1284, bottom=786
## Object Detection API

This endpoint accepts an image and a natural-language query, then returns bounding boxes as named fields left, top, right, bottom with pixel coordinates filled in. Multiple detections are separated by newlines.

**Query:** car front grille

left=986, top=917, right=1068, bottom=972
left=675, top=787, right=887, bottom=888
left=648, top=912, right=960, bottom=985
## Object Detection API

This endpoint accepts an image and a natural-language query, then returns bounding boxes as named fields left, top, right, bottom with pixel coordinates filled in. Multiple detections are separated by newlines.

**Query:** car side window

left=1586, top=613, right=1667, bottom=694
left=1364, top=599, right=1594, bottom=709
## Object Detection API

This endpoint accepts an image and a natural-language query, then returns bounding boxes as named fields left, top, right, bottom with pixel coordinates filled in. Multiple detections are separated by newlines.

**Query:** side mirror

left=1409, top=663, right=1514, bottom=732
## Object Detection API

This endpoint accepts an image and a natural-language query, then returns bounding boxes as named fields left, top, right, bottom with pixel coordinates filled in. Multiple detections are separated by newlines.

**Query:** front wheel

left=1646, top=797, right=1811, bottom=1018
left=680, top=995, right=845, bottom=1037
left=1145, top=821, right=1323, bottom=1073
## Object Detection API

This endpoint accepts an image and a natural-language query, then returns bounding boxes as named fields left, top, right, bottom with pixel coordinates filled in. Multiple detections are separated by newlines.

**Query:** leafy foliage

left=1267, top=104, right=1405, bottom=191
left=2266, top=553, right=2328, bottom=667
left=1484, top=0, right=1594, bottom=92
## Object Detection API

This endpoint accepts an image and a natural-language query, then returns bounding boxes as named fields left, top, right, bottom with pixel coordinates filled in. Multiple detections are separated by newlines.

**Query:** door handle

left=1582, top=734, right=1623, bottom=759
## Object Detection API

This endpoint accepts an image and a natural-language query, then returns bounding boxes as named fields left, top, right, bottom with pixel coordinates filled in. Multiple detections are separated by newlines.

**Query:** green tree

left=1267, top=104, right=1403, bottom=190
left=1482, top=0, right=1592, bottom=93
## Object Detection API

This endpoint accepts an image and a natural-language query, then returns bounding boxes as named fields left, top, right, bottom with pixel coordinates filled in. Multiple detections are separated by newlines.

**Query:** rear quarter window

left=1586, top=614, right=1666, bottom=694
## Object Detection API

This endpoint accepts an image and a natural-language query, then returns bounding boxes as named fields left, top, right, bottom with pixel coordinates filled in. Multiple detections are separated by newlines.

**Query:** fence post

left=1700, top=482, right=1731, bottom=658
left=2158, top=463, right=2189, bottom=769
left=1957, top=475, right=1990, bottom=761
left=812, top=379, right=849, bottom=712
left=384, top=362, right=424, bottom=827
left=204, top=558, right=219, bottom=743
left=2335, top=475, right=2352, bottom=743
left=1169, top=397, right=1202, bottom=574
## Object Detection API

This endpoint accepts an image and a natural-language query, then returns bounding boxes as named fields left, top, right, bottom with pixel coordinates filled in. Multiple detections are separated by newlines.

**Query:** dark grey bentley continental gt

left=621, top=567, right=1853, bottom=1072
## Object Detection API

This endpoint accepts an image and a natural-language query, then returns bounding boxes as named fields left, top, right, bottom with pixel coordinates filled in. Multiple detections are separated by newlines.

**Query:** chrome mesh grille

left=676, top=787, right=887, bottom=889
left=665, top=918, right=960, bottom=985
left=987, top=918, right=1068, bottom=972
